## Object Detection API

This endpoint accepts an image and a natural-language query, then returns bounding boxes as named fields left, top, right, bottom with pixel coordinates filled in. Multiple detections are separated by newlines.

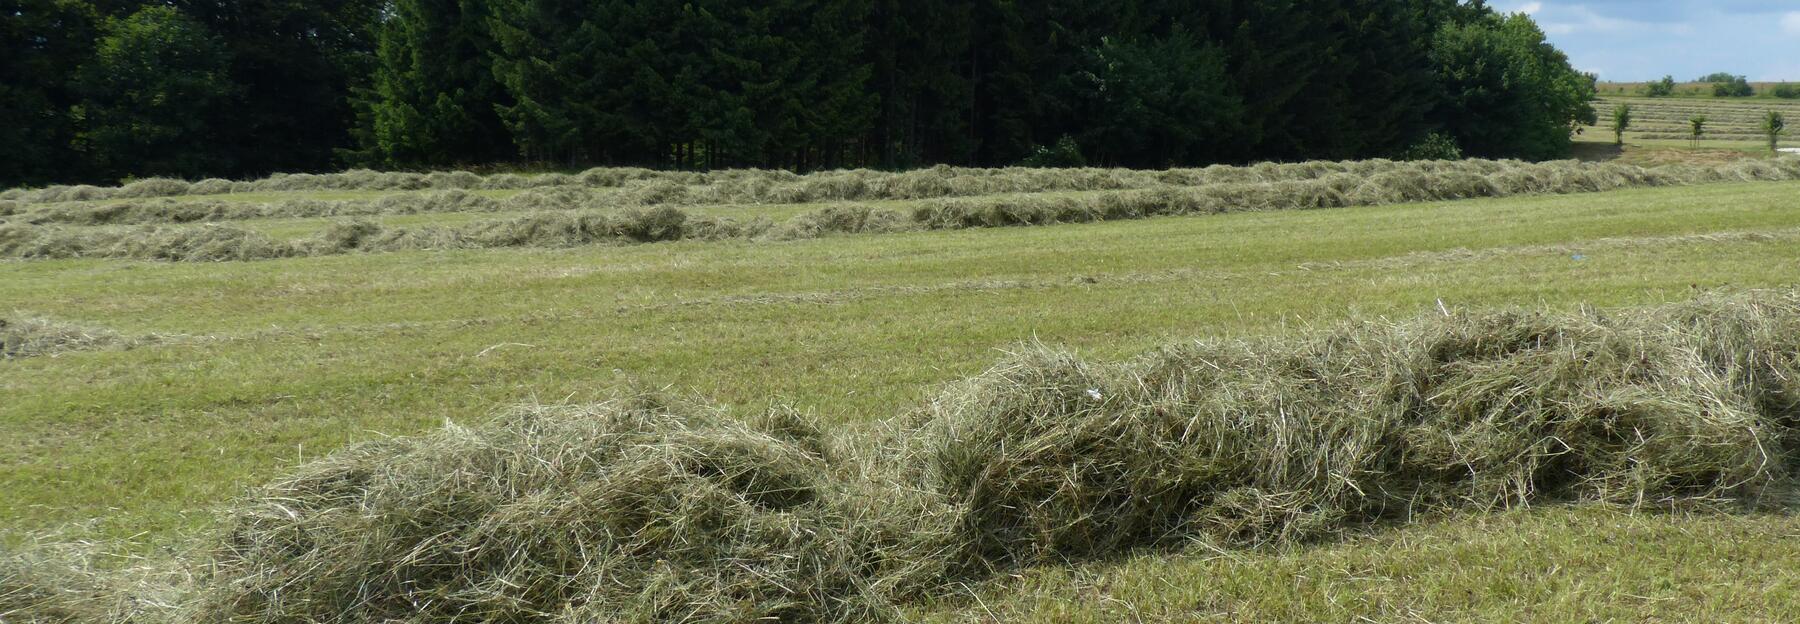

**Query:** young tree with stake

left=1764, top=111, right=1787, bottom=153
left=1611, top=103, right=1631, bottom=146
left=1689, top=115, right=1706, bottom=146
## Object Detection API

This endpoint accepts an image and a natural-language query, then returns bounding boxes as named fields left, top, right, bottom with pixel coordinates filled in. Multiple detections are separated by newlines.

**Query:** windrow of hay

left=895, top=293, right=1800, bottom=567
left=2, top=162, right=1396, bottom=203
left=0, top=316, right=129, bottom=359
left=0, top=208, right=784, bottom=261
left=192, top=396, right=960, bottom=624
left=0, top=224, right=306, bottom=262
left=8, top=188, right=608, bottom=226
left=10, top=156, right=1799, bottom=207
left=13, top=292, right=1797, bottom=623
left=7, top=157, right=1800, bottom=261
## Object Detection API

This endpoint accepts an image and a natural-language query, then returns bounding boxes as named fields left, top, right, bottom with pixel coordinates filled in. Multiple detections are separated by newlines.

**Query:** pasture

left=6, top=162, right=1800, bottom=621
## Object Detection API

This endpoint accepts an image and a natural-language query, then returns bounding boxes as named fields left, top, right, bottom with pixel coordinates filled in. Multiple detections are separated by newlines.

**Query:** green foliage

left=1018, top=136, right=1087, bottom=168
left=1763, top=110, right=1786, bottom=152
left=1, top=0, right=1603, bottom=185
left=486, top=0, right=875, bottom=169
left=865, top=0, right=975, bottom=167
left=359, top=0, right=514, bottom=168
left=1644, top=75, right=1676, bottom=97
left=1, top=1, right=379, bottom=186
left=1610, top=103, right=1632, bottom=145
left=1400, top=132, right=1464, bottom=161
left=1689, top=115, right=1707, bottom=144
left=0, top=1, right=102, bottom=187
left=1712, top=75, right=1755, bottom=97
left=76, top=5, right=238, bottom=180
left=174, top=0, right=384, bottom=176
left=1697, top=72, right=1739, bottom=83
left=1076, top=29, right=1242, bottom=167
left=1430, top=12, right=1598, bottom=160
left=1774, top=83, right=1800, bottom=100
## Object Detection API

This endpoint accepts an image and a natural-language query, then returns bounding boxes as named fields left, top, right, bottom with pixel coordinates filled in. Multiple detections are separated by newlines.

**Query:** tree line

left=2, top=0, right=1597, bottom=186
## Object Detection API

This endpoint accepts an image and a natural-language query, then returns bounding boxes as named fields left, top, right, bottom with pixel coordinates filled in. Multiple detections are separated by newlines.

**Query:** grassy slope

left=5, top=180, right=1800, bottom=617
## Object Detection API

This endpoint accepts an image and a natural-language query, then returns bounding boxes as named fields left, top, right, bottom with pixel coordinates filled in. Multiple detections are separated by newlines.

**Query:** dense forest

left=1, top=0, right=1596, bottom=186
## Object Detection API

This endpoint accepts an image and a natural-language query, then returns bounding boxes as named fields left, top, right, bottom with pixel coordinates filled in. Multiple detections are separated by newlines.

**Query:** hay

left=2, top=545, right=107, bottom=624
left=114, top=180, right=192, bottom=200
left=775, top=206, right=914, bottom=239
left=8, top=155, right=1799, bottom=262
left=898, top=293, right=1800, bottom=565
left=7, top=155, right=1800, bottom=263
left=0, top=316, right=126, bottom=359
left=11, top=156, right=1787, bottom=206
left=1, top=535, right=188, bottom=624
left=195, top=396, right=957, bottom=624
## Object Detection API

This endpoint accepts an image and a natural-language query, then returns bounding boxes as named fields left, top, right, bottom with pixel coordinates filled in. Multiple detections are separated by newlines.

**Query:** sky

left=1490, top=0, right=1800, bottom=81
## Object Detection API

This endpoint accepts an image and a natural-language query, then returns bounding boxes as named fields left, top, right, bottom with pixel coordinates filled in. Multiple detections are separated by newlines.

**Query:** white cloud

left=1538, top=5, right=1679, bottom=37
left=1497, top=1, right=1544, bottom=14
left=1782, top=11, right=1800, bottom=36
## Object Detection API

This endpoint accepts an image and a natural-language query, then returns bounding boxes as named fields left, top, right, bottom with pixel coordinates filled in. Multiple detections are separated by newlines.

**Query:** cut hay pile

left=2, top=545, right=105, bottom=624
left=194, top=397, right=959, bottom=624
left=0, top=316, right=125, bottom=359
left=10, top=293, right=1800, bottom=623
left=902, top=293, right=1800, bottom=566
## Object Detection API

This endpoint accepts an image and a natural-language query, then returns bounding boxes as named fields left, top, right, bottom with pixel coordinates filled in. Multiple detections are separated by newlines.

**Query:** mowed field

left=6, top=168, right=1800, bottom=620
left=1583, top=95, right=1800, bottom=148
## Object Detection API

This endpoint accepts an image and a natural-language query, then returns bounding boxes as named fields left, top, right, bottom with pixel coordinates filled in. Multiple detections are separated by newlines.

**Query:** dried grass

left=896, top=293, right=1800, bottom=568
left=0, top=316, right=127, bottom=359
left=14, top=157, right=1798, bottom=207
left=192, top=396, right=958, bottom=624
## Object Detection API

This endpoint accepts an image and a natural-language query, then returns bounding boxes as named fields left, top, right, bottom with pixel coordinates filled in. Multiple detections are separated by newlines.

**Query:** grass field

left=1583, top=95, right=1800, bottom=148
left=6, top=167, right=1800, bottom=620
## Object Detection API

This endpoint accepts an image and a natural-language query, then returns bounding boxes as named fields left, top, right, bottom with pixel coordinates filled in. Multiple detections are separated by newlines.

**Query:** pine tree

left=865, top=0, right=975, bottom=166
left=363, top=0, right=512, bottom=167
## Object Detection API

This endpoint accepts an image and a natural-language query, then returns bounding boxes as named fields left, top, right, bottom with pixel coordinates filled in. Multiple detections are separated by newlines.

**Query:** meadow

left=5, top=160, right=1800, bottom=621
left=1584, top=94, right=1800, bottom=148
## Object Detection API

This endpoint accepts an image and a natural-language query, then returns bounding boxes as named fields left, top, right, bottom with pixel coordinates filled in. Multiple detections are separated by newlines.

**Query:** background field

left=8, top=159, right=1800, bottom=619
left=1580, top=94, right=1800, bottom=155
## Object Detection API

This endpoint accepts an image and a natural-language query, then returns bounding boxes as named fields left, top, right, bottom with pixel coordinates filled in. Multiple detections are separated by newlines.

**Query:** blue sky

left=1491, top=0, right=1800, bottom=81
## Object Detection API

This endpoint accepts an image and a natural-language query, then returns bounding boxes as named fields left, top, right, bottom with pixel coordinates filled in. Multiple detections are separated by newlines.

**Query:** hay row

left=8, top=157, right=1800, bottom=262
left=0, top=159, right=1554, bottom=205
left=9, top=158, right=1799, bottom=231
left=9, top=292, right=1799, bottom=623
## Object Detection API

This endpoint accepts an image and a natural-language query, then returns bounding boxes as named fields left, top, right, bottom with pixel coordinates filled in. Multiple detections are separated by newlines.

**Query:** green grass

left=5, top=179, right=1800, bottom=618
left=909, top=506, right=1800, bottom=622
